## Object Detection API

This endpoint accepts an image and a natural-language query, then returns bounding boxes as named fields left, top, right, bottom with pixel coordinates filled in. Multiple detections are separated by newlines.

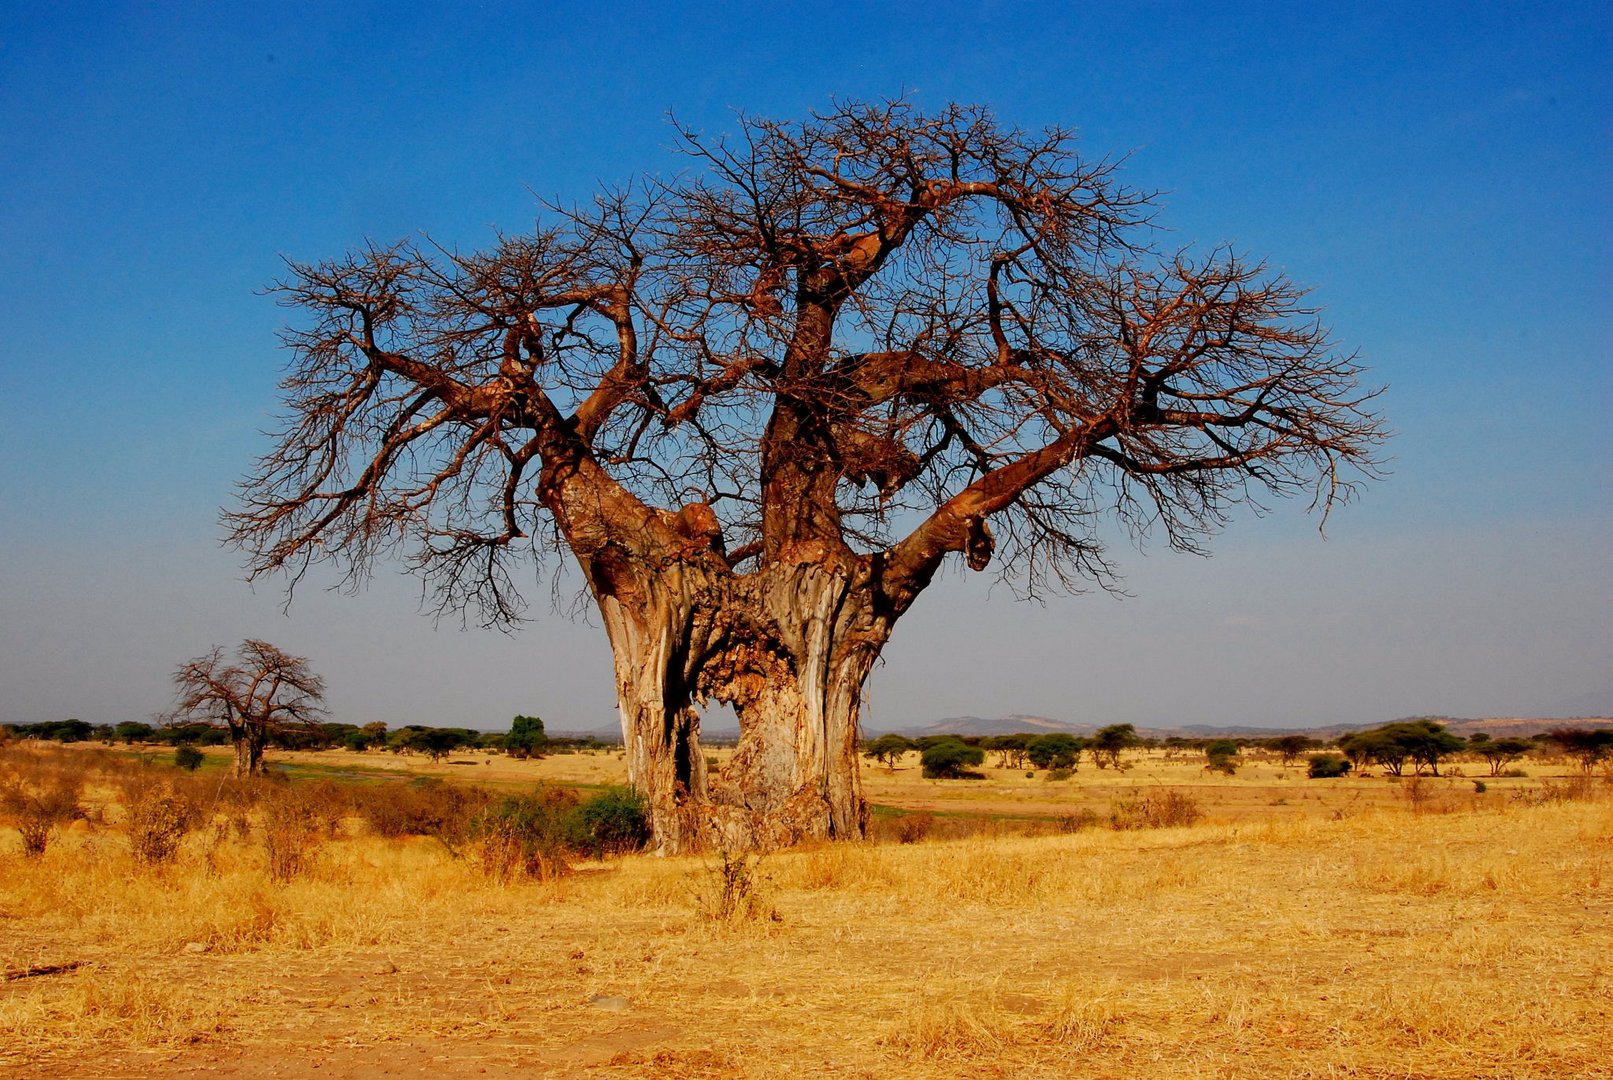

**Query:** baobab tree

left=170, top=640, right=327, bottom=776
left=231, top=100, right=1384, bottom=852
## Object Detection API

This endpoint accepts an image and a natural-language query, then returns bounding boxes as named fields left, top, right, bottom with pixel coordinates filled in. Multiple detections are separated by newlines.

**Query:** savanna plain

left=2, top=740, right=1609, bottom=1079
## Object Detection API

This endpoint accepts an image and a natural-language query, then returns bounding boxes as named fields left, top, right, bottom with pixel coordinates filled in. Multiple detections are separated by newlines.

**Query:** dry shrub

left=1109, top=788, right=1202, bottom=830
left=124, top=784, right=197, bottom=866
left=894, top=810, right=935, bottom=844
left=1039, top=984, right=1125, bottom=1053
left=1512, top=776, right=1604, bottom=807
left=1400, top=775, right=1454, bottom=813
left=259, top=785, right=326, bottom=882
left=1056, top=809, right=1101, bottom=834
left=0, top=752, right=85, bottom=857
left=692, top=850, right=777, bottom=924
left=882, top=996, right=1007, bottom=1061
left=468, top=789, right=576, bottom=882
left=353, top=777, right=490, bottom=845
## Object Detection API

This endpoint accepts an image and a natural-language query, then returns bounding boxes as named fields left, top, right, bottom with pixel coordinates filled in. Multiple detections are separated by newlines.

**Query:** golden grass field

left=2, top=741, right=1609, bottom=1079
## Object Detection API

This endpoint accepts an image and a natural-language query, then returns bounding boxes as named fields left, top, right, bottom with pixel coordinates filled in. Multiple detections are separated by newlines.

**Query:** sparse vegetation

left=1108, top=788, right=1202, bottom=829
left=1, top=735, right=1607, bottom=1078
left=693, top=850, right=777, bottom=925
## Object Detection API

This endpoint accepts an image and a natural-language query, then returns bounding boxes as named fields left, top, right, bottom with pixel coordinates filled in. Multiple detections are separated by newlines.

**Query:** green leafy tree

left=921, top=739, right=986, bottom=779
left=392, top=725, right=477, bottom=762
left=986, top=733, right=1033, bottom=770
left=1270, top=734, right=1315, bottom=767
left=1396, top=720, right=1465, bottom=776
left=1204, top=739, right=1241, bottom=775
left=506, top=714, right=548, bottom=759
left=1026, top=733, right=1083, bottom=771
left=862, top=733, right=915, bottom=770
left=1548, top=728, right=1613, bottom=774
left=1338, top=729, right=1410, bottom=776
left=114, top=721, right=155, bottom=744
left=1338, top=720, right=1463, bottom=777
left=1474, top=736, right=1532, bottom=776
left=1090, top=724, right=1139, bottom=770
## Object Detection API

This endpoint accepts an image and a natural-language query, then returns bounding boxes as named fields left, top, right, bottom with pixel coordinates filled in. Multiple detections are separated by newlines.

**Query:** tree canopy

left=234, top=99, right=1383, bottom=617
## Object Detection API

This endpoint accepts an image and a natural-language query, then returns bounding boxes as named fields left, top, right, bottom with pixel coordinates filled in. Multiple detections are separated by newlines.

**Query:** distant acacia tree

left=391, top=726, right=478, bottom=762
left=230, top=100, right=1384, bottom=852
left=1026, top=733, right=1083, bottom=771
left=1203, top=739, right=1241, bottom=775
left=862, top=733, right=915, bottom=770
left=986, top=734, right=1032, bottom=770
left=1090, top=724, right=1140, bottom=770
left=1548, top=728, right=1613, bottom=774
left=114, top=721, right=155, bottom=744
left=1338, top=720, right=1464, bottom=777
left=1473, top=736, right=1533, bottom=777
left=1270, top=734, right=1315, bottom=768
left=169, top=640, right=327, bottom=776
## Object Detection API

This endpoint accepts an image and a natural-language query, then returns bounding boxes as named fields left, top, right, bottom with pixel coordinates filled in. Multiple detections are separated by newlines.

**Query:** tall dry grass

left=1, top=745, right=1609, bottom=1078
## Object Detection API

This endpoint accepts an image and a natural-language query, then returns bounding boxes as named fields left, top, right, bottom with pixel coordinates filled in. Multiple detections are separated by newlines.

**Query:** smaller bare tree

left=169, top=640, right=327, bottom=776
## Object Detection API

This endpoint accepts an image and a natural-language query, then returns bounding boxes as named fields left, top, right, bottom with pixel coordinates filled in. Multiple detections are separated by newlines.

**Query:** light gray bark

left=592, top=557, right=885, bottom=853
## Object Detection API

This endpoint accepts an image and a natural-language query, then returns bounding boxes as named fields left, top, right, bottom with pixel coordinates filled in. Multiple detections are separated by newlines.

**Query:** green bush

left=1307, top=753, right=1352, bottom=778
left=173, top=745, right=205, bottom=772
left=566, top=787, right=651, bottom=858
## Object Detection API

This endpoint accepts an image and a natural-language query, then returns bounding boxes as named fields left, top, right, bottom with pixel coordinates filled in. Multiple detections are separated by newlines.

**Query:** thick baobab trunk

left=592, top=554, right=887, bottom=854
left=231, top=731, right=266, bottom=777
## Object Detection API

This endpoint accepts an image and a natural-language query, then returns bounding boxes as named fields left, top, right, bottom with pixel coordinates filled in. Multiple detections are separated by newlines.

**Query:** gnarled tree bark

left=230, top=101, right=1385, bottom=852
left=588, top=551, right=888, bottom=851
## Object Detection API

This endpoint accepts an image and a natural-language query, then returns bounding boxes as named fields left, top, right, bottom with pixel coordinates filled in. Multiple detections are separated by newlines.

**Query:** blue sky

left=1, top=2, right=1607, bottom=732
